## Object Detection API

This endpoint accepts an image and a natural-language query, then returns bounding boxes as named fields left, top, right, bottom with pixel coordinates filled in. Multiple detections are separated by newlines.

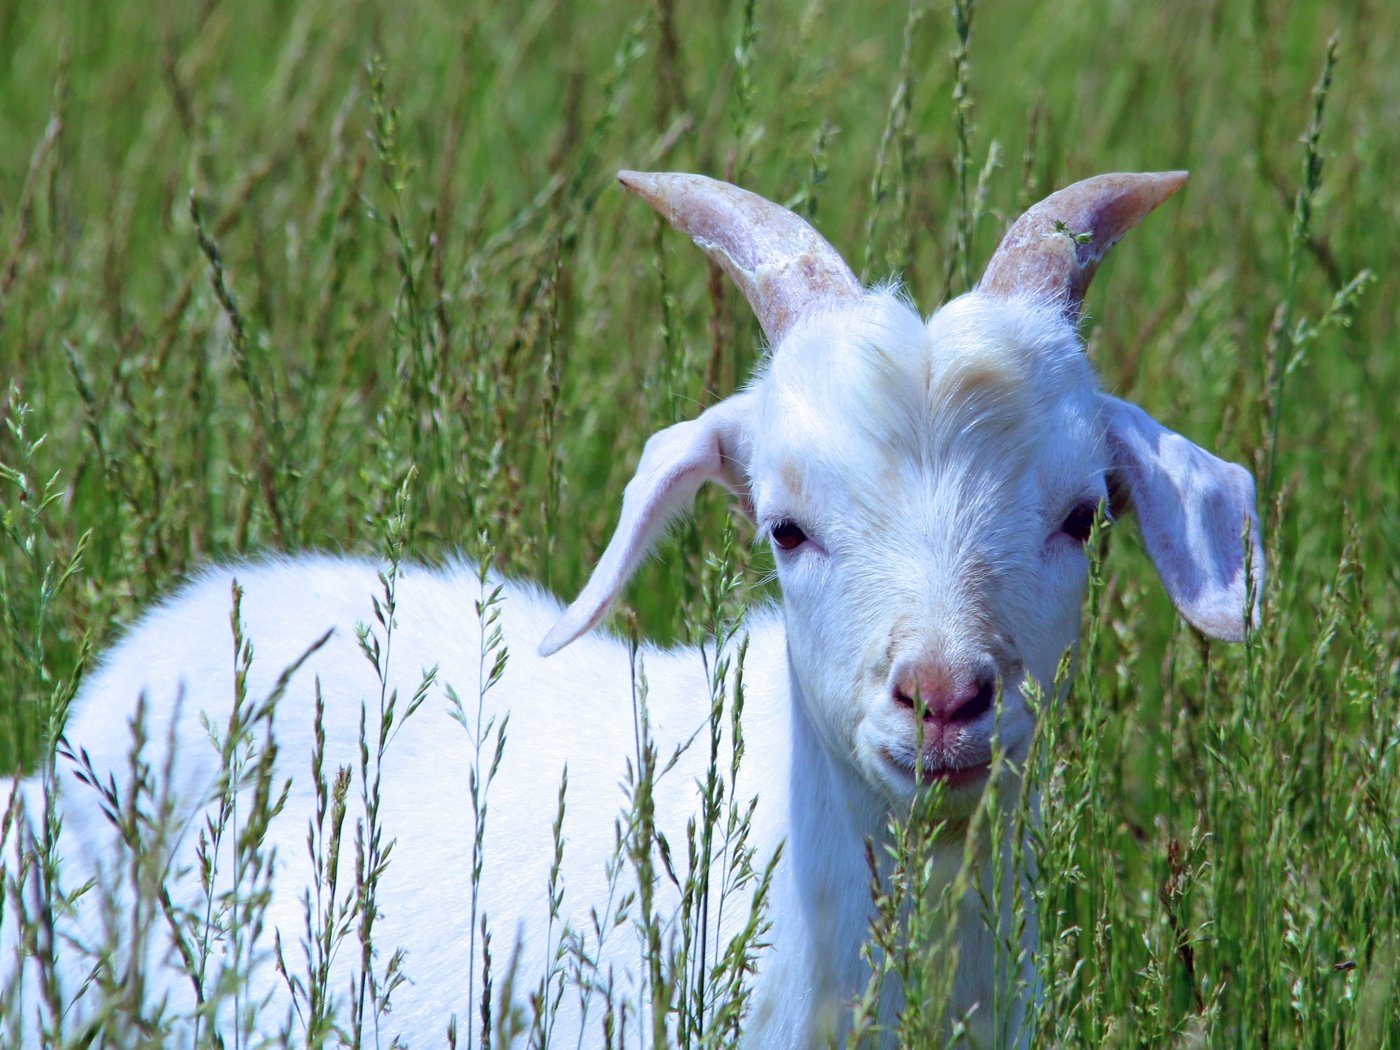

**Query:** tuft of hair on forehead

left=920, top=293, right=1098, bottom=438
left=756, top=286, right=1100, bottom=476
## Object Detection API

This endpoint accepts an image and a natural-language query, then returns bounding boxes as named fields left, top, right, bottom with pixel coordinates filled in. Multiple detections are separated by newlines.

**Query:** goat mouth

left=879, top=747, right=991, bottom=790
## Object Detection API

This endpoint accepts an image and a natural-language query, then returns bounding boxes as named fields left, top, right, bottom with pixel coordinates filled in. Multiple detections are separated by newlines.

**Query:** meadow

left=1, top=0, right=1396, bottom=1044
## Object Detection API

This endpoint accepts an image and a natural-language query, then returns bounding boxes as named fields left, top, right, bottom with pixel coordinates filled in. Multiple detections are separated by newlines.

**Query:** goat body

left=2, top=171, right=1262, bottom=1047
left=28, top=559, right=802, bottom=1043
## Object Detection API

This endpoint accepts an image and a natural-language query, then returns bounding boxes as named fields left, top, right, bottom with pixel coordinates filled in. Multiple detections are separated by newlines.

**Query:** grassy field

left=1, top=0, right=1396, bottom=1044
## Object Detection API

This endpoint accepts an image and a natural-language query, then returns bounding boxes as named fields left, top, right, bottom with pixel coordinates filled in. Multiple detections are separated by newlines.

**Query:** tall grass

left=1, top=0, right=1396, bottom=1044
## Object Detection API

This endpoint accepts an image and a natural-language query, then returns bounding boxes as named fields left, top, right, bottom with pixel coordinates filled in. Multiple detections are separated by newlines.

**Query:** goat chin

left=3, top=168, right=1261, bottom=1048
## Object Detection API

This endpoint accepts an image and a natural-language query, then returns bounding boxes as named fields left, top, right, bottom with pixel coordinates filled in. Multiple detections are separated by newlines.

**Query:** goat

left=1, top=170, right=1261, bottom=1047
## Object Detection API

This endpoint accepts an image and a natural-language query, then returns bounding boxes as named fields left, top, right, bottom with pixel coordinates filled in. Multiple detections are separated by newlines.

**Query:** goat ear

left=539, top=392, right=756, bottom=656
left=1101, top=395, right=1264, bottom=642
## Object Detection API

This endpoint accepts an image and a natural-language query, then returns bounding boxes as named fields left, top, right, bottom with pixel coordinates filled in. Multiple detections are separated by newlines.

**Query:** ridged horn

left=618, top=170, right=862, bottom=344
left=978, top=171, right=1188, bottom=321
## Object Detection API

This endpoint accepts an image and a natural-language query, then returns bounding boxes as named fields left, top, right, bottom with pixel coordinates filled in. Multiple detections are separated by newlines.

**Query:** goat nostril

left=893, top=686, right=940, bottom=720
left=949, top=678, right=995, bottom=723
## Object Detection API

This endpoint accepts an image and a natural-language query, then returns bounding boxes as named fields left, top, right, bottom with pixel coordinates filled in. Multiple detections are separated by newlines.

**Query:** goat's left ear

left=1100, top=395, right=1264, bottom=642
left=539, top=391, right=756, bottom=656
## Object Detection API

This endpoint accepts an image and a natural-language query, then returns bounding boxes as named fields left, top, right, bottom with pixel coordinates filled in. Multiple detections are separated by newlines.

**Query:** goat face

left=750, top=291, right=1106, bottom=808
left=541, top=169, right=1262, bottom=816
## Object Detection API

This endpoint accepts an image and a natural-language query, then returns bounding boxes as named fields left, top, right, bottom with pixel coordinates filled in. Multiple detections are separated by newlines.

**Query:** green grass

left=1, top=0, right=1397, bottom=1044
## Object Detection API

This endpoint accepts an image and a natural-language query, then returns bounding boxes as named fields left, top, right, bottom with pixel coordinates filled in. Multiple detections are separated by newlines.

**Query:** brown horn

left=978, top=171, right=1188, bottom=321
left=618, top=170, right=862, bottom=344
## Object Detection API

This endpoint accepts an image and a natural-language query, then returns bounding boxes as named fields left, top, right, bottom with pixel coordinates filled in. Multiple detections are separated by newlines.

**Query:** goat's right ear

left=539, top=391, right=756, bottom=656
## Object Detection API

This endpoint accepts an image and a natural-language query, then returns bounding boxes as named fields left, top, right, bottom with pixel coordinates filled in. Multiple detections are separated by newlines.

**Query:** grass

left=1, top=0, right=1397, bottom=1044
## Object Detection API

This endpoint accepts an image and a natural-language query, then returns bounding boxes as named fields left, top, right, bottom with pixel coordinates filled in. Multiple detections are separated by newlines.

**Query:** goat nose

left=891, top=668, right=996, bottom=725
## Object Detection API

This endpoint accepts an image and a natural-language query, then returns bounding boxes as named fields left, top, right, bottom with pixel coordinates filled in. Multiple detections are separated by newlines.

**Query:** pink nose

left=891, top=662, right=996, bottom=726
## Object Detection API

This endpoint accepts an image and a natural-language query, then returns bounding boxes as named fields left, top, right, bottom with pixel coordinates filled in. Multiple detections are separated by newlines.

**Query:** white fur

left=2, top=287, right=1261, bottom=1048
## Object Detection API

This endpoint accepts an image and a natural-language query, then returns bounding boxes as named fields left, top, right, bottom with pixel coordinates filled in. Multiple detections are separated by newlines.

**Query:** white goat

left=2, top=170, right=1261, bottom=1047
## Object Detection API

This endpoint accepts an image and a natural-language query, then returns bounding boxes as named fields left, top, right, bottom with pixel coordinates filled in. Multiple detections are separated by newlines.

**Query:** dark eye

left=1061, top=501, right=1101, bottom=544
left=770, top=519, right=809, bottom=552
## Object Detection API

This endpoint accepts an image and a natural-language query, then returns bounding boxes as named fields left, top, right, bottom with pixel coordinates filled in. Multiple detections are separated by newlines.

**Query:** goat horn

left=978, top=171, right=1188, bottom=321
left=618, top=170, right=862, bottom=344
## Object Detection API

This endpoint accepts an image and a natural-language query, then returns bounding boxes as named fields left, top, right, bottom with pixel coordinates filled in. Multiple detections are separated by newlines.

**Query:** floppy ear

left=539, top=391, right=756, bottom=656
left=1100, top=395, right=1264, bottom=642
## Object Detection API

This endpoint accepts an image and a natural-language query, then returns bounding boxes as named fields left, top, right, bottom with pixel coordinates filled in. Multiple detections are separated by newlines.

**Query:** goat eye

left=1061, top=502, right=1100, bottom=544
left=770, top=519, right=809, bottom=552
